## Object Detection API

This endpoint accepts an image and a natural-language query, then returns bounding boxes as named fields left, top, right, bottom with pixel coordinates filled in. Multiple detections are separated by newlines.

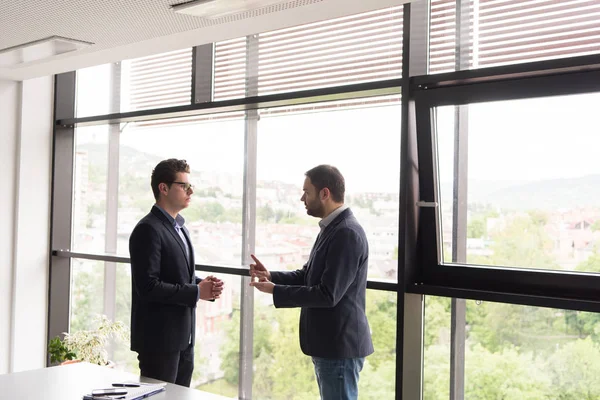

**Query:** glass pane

left=424, top=296, right=600, bottom=399
left=112, top=263, right=137, bottom=372
left=251, top=305, right=318, bottom=398
left=116, top=115, right=245, bottom=261
left=70, top=259, right=105, bottom=332
left=423, top=296, right=451, bottom=400
left=194, top=273, right=240, bottom=396
left=256, top=96, right=401, bottom=281
left=359, top=290, right=397, bottom=399
left=76, top=64, right=113, bottom=117
left=87, top=264, right=240, bottom=397
left=437, top=93, right=600, bottom=272
left=76, top=50, right=192, bottom=117
left=429, top=0, right=600, bottom=73
left=468, top=300, right=600, bottom=398
left=72, top=125, right=109, bottom=253
left=251, top=289, right=396, bottom=399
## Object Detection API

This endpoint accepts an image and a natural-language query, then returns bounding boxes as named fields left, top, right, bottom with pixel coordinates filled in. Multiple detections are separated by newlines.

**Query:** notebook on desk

left=83, top=382, right=166, bottom=400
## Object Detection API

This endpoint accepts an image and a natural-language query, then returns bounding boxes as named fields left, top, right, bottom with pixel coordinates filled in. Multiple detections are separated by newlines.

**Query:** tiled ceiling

left=0, top=0, right=405, bottom=80
left=0, top=0, right=320, bottom=51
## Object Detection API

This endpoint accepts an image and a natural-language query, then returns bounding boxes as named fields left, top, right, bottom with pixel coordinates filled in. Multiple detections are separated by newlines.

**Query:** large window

left=52, top=1, right=600, bottom=399
left=436, top=93, right=600, bottom=272
left=62, top=5, right=404, bottom=394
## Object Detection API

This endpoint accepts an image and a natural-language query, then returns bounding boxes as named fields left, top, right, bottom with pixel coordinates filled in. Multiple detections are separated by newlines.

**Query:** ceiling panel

left=0, top=0, right=406, bottom=80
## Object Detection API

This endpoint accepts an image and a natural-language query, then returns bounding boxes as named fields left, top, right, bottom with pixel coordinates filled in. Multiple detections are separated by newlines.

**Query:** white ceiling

left=0, top=0, right=407, bottom=81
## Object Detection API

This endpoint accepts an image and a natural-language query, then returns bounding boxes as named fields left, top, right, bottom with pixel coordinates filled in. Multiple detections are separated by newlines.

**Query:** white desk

left=0, top=362, right=232, bottom=399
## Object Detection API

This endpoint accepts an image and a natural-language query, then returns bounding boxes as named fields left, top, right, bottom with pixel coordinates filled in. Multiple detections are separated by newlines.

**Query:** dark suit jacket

left=129, top=206, right=201, bottom=353
left=271, top=208, right=374, bottom=359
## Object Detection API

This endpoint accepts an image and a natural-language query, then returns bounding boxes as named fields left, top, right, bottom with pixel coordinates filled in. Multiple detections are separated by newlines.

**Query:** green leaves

left=47, top=315, right=128, bottom=366
left=48, top=336, right=77, bottom=364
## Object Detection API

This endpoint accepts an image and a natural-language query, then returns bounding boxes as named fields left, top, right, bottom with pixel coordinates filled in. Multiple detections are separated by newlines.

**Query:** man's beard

left=306, top=202, right=324, bottom=218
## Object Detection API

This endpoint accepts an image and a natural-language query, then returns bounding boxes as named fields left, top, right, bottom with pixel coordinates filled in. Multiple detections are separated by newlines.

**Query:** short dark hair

left=151, top=159, right=190, bottom=200
left=305, top=165, right=345, bottom=203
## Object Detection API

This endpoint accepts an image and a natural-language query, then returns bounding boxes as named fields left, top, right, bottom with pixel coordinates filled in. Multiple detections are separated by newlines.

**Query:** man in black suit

left=250, top=164, right=373, bottom=400
left=129, top=159, right=223, bottom=387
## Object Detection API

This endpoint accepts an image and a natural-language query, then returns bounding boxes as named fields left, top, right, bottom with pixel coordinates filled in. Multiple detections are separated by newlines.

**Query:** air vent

left=0, top=36, right=92, bottom=67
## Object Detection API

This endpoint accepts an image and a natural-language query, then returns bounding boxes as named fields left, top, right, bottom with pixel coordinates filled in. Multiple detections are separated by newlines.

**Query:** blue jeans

left=312, top=357, right=365, bottom=400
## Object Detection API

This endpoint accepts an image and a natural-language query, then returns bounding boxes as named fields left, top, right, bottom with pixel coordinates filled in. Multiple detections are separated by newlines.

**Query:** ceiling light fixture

left=172, top=0, right=286, bottom=19
left=0, top=36, right=93, bottom=67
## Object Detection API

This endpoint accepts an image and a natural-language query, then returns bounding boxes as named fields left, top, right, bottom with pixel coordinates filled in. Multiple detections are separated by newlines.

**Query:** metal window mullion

left=191, top=44, right=215, bottom=104
left=48, top=72, right=76, bottom=365
left=238, top=33, right=258, bottom=400
left=103, top=62, right=122, bottom=362
left=400, top=1, right=429, bottom=399
left=449, top=103, right=468, bottom=399
left=450, top=0, right=472, bottom=398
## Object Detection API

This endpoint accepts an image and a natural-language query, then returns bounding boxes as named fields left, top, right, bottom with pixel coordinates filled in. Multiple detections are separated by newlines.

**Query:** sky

left=116, top=105, right=402, bottom=194
left=437, top=93, right=600, bottom=183
left=75, top=61, right=600, bottom=193
left=76, top=64, right=403, bottom=194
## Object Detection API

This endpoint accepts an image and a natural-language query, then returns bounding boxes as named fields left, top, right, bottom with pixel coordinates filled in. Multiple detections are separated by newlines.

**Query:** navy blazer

left=129, top=206, right=201, bottom=352
left=271, top=208, right=374, bottom=359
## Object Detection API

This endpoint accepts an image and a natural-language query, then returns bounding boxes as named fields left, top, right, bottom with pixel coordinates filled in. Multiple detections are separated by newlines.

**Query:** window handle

left=416, top=201, right=438, bottom=207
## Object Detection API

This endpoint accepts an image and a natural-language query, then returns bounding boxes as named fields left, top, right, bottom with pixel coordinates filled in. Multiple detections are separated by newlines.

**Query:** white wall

left=0, top=79, right=20, bottom=374
left=11, top=77, right=54, bottom=372
left=0, top=77, right=53, bottom=374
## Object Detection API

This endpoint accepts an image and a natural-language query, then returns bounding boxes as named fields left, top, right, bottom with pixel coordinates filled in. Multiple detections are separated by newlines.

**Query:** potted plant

left=48, top=314, right=129, bottom=367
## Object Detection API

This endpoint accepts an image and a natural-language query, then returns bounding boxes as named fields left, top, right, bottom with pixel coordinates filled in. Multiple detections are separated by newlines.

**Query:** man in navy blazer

left=250, top=164, right=373, bottom=400
left=129, top=159, right=223, bottom=387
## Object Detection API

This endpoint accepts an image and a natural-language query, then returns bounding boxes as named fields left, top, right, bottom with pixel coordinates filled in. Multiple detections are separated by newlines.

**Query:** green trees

left=464, top=345, right=550, bottom=399
left=546, top=338, right=600, bottom=399
left=218, top=306, right=319, bottom=399
left=183, top=201, right=243, bottom=223
left=472, top=213, right=558, bottom=270
left=215, top=290, right=398, bottom=399
left=424, top=209, right=600, bottom=400
left=467, top=217, right=486, bottom=238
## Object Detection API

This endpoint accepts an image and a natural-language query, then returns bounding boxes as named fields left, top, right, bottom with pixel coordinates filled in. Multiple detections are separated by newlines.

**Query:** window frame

left=410, top=53, right=600, bottom=312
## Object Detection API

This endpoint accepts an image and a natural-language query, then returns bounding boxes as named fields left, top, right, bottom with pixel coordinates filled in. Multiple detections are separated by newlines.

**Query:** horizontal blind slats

left=126, top=48, right=192, bottom=111
left=430, top=0, right=600, bottom=72
left=213, top=5, right=402, bottom=99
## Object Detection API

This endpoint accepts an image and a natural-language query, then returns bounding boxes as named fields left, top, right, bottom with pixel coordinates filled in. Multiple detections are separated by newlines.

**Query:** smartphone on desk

left=91, top=388, right=128, bottom=396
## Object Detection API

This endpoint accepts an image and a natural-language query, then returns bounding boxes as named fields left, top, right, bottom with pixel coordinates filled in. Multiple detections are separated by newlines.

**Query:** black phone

left=91, top=388, right=128, bottom=396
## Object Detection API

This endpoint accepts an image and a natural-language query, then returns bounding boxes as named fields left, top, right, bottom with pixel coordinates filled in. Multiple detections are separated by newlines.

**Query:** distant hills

left=80, top=143, right=599, bottom=211
left=442, top=175, right=600, bottom=210
left=79, top=143, right=163, bottom=175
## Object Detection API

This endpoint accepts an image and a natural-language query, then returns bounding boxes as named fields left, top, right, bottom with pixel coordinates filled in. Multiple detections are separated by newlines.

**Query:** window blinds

left=430, top=0, right=600, bottom=73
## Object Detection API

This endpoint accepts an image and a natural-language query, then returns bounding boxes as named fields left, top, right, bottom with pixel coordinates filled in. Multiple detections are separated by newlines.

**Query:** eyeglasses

left=171, top=181, right=194, bottom=191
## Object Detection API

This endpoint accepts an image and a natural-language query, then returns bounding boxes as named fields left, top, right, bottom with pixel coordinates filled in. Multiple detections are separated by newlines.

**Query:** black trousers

left=137, top=343, right=194, bottom=387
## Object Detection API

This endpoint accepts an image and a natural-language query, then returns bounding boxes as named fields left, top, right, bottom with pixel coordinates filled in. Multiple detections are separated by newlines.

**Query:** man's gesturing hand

left=249, top=279, right=275, bottom=294
left=249, top=254, right=271, bottom=282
